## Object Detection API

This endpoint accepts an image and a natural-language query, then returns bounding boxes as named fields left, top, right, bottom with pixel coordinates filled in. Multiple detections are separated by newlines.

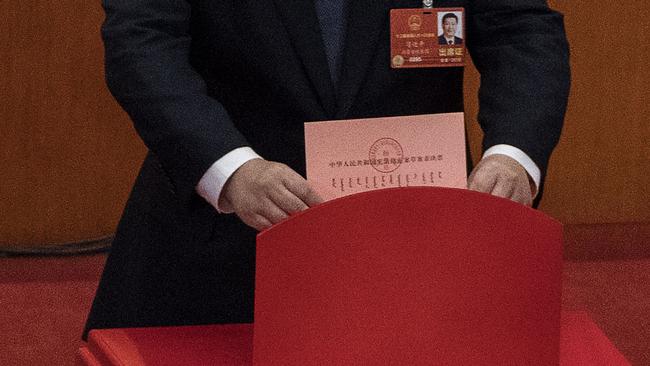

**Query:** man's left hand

left=468, top=154, right=533, bottom=206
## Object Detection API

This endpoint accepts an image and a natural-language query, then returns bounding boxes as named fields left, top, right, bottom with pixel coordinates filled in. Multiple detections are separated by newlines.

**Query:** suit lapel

left=336, top=0, right=391, bottom=118
left=272, top=0, right=337, bottom=117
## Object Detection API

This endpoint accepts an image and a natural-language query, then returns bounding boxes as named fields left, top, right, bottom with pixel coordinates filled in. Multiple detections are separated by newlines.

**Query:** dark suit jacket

left=439, top=35, right=464, bottom=45
left=84, top=0, right=570, bottom=338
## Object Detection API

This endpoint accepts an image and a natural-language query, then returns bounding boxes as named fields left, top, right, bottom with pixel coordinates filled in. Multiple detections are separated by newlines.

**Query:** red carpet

left=562, top=259, right=650, bottom=365
left=0, top=254, right=648, bottom=365
left=0, top=255, right=105, bottom=366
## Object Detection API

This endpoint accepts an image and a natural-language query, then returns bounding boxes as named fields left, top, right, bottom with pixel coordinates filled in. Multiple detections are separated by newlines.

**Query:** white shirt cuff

left=482, top=144, right=541, bottom=197
left=196, top=147, right=262, bottom=213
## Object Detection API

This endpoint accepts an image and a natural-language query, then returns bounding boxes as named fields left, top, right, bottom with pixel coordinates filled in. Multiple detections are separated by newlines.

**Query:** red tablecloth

left=78, top=310, right=630, bottom=366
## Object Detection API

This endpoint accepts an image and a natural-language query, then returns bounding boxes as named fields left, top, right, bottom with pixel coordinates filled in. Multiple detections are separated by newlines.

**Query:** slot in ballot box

left=79, top=187, right=631, bottom=365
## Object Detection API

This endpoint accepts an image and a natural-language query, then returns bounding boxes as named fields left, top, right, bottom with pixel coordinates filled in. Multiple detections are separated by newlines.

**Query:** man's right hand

left=220, top=159, right=323, bottom=231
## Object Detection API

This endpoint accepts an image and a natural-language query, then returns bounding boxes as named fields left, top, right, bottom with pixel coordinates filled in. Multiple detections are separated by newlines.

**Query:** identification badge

left=390, top=8, right=466, bottom=68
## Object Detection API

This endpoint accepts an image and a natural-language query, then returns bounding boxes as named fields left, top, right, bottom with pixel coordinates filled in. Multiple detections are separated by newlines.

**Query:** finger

left=300, top=185, right=323, bottom=207
left=239, top=213, right=273, bottom=232
left=490, top=178, right=516, bottom=199
left=511, top=185, right=533, bottom=206
left=268, top=187, right=309, bottom=214
left=282, top=175, right=323, bottom=207
left=258, top=198, right=290, bottom=224
left=253, top=214, right=274, bottom=231
left=467, top=167, right=497, bottom=193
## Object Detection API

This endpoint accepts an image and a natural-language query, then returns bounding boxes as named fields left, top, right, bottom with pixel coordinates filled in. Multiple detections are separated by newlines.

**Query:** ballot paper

left=305, top=113, right=467, bottom=201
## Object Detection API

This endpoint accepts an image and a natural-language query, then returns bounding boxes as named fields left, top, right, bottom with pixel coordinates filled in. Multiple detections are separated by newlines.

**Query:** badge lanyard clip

left=422, top=0, right=433, bottom=9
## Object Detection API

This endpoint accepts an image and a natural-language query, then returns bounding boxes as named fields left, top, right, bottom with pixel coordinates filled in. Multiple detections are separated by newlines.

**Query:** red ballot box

left=254, top=187, right=563, bottom=365
left=79, top=188, right=631, bottom=365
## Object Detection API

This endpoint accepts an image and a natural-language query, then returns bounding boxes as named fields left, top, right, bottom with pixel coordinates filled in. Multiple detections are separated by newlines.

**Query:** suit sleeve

left=466, top=0, right=570, bottom=178
left=101, top=0, right=249, bottom=205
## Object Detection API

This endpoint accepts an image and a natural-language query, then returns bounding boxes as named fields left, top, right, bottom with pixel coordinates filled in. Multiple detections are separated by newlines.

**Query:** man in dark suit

left=438, top=12, right=464, bottom=45
left=84, top=0, right=570, bottom=337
